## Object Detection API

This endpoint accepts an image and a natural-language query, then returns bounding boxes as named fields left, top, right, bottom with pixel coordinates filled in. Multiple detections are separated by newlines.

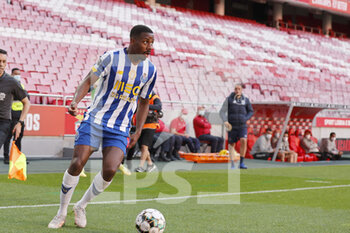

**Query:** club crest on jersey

left=233, top=98, right=245, bottom=105
left=128, top=70, right=136, bottom=80
left=140, top=73, right=148, bottom=83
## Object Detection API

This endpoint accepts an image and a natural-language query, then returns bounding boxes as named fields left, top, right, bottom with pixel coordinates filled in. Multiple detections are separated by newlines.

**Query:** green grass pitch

left=1, top=165, right=350, bottom=232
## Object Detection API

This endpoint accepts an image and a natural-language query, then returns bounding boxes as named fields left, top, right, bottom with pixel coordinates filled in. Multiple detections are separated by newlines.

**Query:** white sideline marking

left=1, top=184, right=349, bottom=210
left=305, top=180, right=332, bottom=184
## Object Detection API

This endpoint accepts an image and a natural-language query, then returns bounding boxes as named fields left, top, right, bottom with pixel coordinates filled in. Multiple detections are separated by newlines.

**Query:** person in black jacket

left=0, top=49, right=31, bottom=164
left=220, top=83, right=254, bottom=169
left=3, top=68, right=28, bottom=163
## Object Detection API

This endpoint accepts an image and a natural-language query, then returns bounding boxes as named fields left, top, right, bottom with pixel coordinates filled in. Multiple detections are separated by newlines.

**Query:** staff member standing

left=0, top=49, right=31, bottom=164
left=3, top=68, right=28, bottom=163
left=220, top=83, right=254, bottom=169
left=134, top=91, right=161, bottom=172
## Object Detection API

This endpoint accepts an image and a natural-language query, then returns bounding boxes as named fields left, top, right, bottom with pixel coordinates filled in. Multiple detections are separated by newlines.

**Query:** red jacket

left=155, top=120, right=170, bottom=133
left=193, top=115, right=211, bottom=138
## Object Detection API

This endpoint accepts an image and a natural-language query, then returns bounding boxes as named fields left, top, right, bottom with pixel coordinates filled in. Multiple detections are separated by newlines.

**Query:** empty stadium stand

left=1, top=0, right=350, bottom=109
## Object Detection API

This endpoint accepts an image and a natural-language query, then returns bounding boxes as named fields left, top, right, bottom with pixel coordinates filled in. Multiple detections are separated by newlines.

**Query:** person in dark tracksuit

left=220, top=83, right=254, bottom=169
left=0, top=49, right=31, bottom=165
left=3, top=68, right=28, bottom=163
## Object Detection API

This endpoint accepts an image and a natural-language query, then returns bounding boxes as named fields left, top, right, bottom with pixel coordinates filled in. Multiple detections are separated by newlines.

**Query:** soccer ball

left=135, top=208, right=166, bottom=233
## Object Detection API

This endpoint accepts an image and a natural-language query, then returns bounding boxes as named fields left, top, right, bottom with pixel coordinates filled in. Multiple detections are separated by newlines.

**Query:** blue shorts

left=75, top=120, right=128, bottom=154
left=228, top=127, right=247, bottom=144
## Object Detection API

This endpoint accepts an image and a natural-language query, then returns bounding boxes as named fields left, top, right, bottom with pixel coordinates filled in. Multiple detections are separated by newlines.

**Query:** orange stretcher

left=178, top=151, right=240, bottom=163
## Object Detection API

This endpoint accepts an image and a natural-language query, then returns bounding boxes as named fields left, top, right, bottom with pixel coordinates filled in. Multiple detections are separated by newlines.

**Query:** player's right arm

left=219, top=97, right=232, bottom=131
left=68, top=71, right=99, bottom=116
left=69, top=52, right=111, bottom=116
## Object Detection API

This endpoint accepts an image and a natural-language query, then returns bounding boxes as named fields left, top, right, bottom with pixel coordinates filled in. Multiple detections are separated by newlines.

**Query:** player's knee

left=241, top=138, right=247, bottom=145
left=141, top=145, right=148, bottom=152
left=69, top=158, right=84, bottom=174
left=103, top=166, right=118, bottom=179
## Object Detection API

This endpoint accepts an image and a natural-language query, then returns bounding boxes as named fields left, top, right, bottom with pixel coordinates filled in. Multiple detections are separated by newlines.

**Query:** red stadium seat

left=0, top=0, right=347, bottom=115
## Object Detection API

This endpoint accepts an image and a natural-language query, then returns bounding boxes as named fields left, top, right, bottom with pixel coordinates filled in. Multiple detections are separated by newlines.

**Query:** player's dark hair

left=130, top=25, right=153, bottom=39
left=330, top=132, right=336, bottom=137
left=266, top=128, right=272, bottom=133
left=0, top=49, right=7, bottom=55
left=11, top=68, right=20, bottom=74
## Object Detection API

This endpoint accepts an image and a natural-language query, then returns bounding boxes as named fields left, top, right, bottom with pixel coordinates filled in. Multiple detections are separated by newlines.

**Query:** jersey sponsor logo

left=0, top=92, right=5, bottom=101
left=110, top=80, right=140, bottom=102
left=128, top=70, right=136, bottom=80
left=61, top=184, right=72, bottom=194
left=110, top=92, right=137, bottom=103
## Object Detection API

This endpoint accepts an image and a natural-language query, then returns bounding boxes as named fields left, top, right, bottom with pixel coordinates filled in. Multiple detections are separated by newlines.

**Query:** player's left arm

left=11, top=81, right=31, bottom=140
left=245, top=98, right=254, bottom=121
left=128, top=68, right=157, bottom=147
left=128, top=97, right=149, bottom=148
left=13, top=97, right=30, bottom=140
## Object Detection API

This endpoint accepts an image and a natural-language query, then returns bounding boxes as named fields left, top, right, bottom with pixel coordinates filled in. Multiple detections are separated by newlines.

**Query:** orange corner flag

left=8, top=141, right=27, bottom=181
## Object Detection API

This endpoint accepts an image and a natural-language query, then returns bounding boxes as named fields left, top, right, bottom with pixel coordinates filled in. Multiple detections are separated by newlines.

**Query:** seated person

left=170, top=108, right=200, bottom=153
left=278, top=132, right=298, bottom=163
left=300, top=130, right=322, bottom=159
left=320, top=132, right=343, bottom=160
left=250, top=128, right=275, bottom=160
left=246, top=127, right=257, bottom=158
left=271, top=130, right=281, bottom=149
left=193, top=106, right=224, bottom=153
left=152, top=119, right=183, bottom=161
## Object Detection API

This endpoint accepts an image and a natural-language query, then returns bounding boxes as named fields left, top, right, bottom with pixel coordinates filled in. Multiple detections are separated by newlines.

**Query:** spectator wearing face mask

left=321, top=132, right=343, bottom=160
left=3, top=68, right=29, bottom=164
left=193, top=106, right=224, bottom=153
left=250, top=128, right=274, bottom=160
left=271, top=130, right=281, bottom=149
left=277, top=132, right=298, bottom=163
left=300, top=130, right=320, bottom=154
left=170, top=108, right=200, bottom=153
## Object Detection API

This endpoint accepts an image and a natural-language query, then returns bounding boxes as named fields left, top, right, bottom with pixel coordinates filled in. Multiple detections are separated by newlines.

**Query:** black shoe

left=4, top=158, right=9, bottom=164
left=169, top=154, right=178, bottom=161
left=174, top=152, right=184, bottom=160
left=156, top=154, right=164, bottom=162
left=159, top=152, right=170, bottom=162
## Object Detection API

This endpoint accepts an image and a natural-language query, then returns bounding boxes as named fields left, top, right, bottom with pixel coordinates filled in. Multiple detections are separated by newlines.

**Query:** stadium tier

left=1, top=0, right=350, bottom=107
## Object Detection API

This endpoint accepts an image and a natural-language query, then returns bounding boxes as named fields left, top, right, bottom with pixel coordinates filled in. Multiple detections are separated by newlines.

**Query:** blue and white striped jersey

left=85, top=47, right=157, bottom=136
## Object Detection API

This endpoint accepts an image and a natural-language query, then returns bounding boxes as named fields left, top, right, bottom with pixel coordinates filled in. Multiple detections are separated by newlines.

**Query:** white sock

left=76, top=171, right=111, bottom=209
left=57, top=170, right=80, bottom=216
